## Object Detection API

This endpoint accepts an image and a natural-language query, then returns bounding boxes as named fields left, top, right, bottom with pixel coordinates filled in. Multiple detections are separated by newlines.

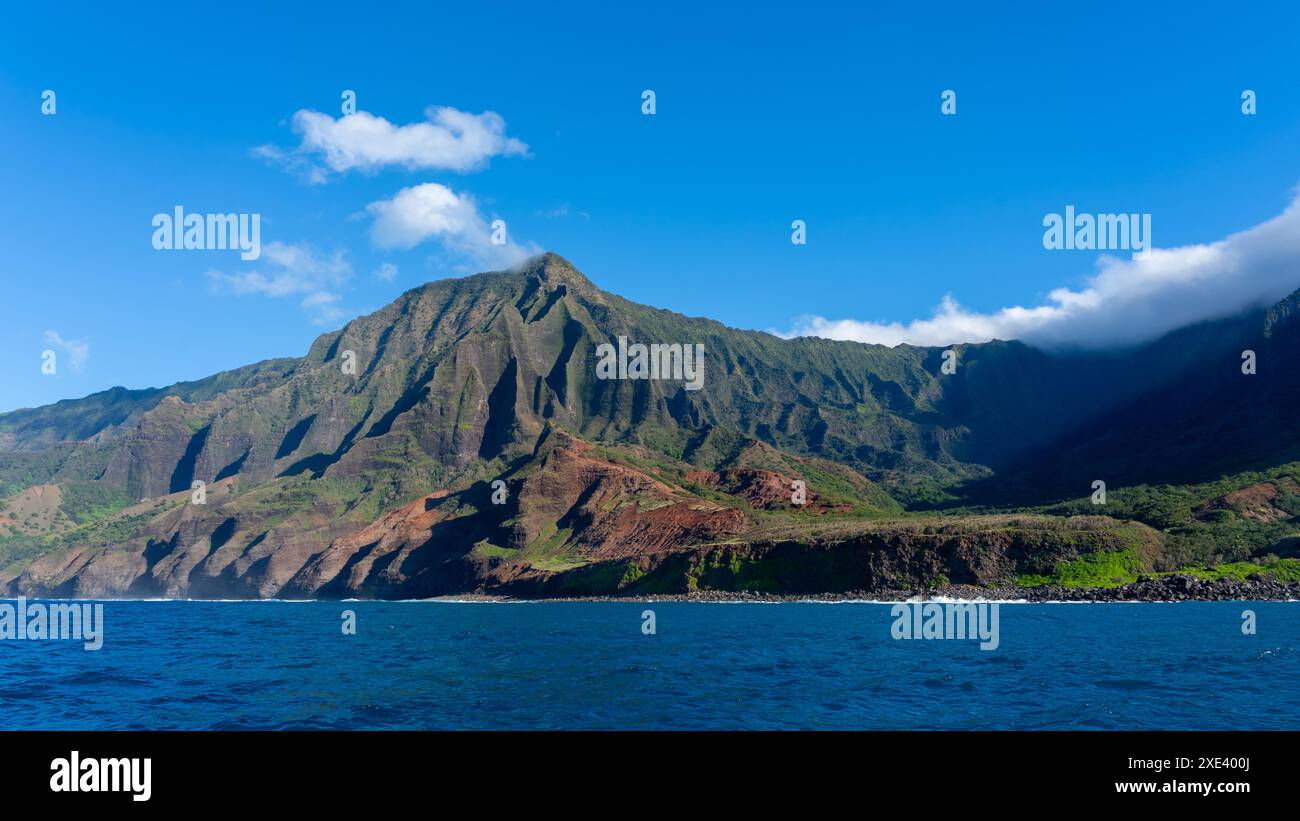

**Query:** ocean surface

left=1, top=600, right=1297, bottom=730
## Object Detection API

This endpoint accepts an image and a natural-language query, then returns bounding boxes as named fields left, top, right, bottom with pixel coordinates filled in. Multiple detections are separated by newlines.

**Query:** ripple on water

left=1, top=601, right=1298, bottom=729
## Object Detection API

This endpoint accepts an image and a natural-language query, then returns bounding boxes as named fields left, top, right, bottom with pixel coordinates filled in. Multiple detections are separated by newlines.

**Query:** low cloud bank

left=782, top=190, right=1300, bottom=349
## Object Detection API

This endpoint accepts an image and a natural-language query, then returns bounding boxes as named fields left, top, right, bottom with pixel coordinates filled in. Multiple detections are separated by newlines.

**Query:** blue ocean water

left=1, top=600, right=1297, bottom=730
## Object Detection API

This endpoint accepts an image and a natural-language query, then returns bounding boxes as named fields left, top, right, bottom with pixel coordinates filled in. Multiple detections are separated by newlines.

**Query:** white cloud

left=256, top=106, right=528, bottom=182
left=366, top=182, right=538, bottom=269
left=781, top=189, right=1300, bottom=350
left=43, top=330, right=89, bottom=371
left=372, top=262, right=398, bottom=282
left=207, top=241, right=352, bottom=324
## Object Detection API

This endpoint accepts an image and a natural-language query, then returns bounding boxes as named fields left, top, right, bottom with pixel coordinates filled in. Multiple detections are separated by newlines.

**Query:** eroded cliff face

left=4, top=420, right=1159, bottom=600
left=485, top=516, right=1164, bottom=598
left=3, top=253, right=1298, bottom=599
left=0, top=429, right=751, bottom=598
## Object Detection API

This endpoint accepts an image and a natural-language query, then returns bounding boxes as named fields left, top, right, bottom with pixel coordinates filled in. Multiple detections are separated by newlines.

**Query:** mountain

left=3, top=253, right=1299, bottom=599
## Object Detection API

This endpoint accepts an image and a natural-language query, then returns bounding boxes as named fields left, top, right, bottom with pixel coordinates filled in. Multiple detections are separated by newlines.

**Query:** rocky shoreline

left=6, top=573, right=1296, bottom=603
left=454, top=574, right=1300, bottom=603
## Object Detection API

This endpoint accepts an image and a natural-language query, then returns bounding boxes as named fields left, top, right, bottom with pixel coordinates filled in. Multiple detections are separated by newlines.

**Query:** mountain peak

left=518, top=252, right=596, bottom=292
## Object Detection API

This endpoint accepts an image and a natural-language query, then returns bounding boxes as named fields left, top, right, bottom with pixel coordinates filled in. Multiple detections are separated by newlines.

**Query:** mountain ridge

left=3, top=252, right=1300, bottom=599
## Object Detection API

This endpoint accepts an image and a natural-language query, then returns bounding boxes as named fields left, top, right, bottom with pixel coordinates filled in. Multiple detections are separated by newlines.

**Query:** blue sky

left=3, top=1, right=1300, bottom=412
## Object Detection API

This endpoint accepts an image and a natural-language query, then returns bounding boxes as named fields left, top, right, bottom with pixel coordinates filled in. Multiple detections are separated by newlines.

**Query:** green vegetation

left=59, top=481, right=134, bottom=525
left=1056, top=548, right=1143, bottom=588
left=2, top=255, right=1299, bottom=598
left=1017, top=550, right=1300, bottom=589
left=1158, top=558, right=1300, bottom=583
left=1035, top=465, right=1300, bottom=569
